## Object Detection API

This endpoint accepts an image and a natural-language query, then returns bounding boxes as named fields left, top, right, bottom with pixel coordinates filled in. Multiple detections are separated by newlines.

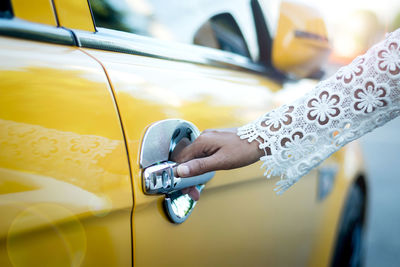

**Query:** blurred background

left=304, top=0, right=400, bottom=266
left=303, top=0, right=400, bottom=64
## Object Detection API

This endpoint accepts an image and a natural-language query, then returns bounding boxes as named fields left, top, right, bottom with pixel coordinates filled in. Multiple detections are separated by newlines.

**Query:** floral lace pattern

left=352, top=80, right=390, bottom=114
left=336, top=56, right=365, bottom=85
left=258, top=105, right=294, bottom=132
left=306, top=91, right=341, bottom=126
left=238, top=28, right=400, bottom=194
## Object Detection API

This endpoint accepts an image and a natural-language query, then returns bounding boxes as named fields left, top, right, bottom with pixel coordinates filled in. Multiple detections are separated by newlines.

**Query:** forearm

left=238, top=28, right=400, bottom=194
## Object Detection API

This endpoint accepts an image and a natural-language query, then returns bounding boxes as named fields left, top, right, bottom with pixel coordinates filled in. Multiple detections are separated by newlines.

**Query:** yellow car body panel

left=52, top=0, right=95, bottom=32
left=11, top=0, right=57, bottom=26
left=0, top=37, right=132, bottom=267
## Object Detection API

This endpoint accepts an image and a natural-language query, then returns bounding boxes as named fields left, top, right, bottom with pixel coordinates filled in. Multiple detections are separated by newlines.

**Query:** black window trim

left=0, top=18, right=75, bottom=45
left=0, top=0, right=13, bottom=19
left=251, top=0, right=273, bottom=67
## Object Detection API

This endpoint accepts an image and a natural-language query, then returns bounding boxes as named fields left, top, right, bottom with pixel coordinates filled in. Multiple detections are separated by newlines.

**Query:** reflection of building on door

left=0, top=119, right=122, bottom=193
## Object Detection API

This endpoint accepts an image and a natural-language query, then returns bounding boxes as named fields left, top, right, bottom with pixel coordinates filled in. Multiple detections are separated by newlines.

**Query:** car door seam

left=77, top=47, right=135, bottom=267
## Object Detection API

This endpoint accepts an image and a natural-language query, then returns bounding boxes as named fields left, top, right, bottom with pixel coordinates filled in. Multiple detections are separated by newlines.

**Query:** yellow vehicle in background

left=0, top=0, right=367, bottom=266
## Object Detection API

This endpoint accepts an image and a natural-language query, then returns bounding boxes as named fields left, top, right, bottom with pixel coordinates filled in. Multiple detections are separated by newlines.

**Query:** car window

left=194, top=13, right=250, bottom=57
left=88, top=0, right=251, bottom=57
left=0, top=0, right=13, bottom=19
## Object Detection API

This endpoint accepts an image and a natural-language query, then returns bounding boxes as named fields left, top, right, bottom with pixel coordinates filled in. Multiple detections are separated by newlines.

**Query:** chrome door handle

left=140, top=119, right=215, bottom=223
left=143, top=161, right=214, bottom=194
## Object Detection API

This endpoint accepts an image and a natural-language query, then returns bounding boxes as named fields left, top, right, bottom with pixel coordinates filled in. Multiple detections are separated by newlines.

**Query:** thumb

left=177, top=156, right=220, bottom=177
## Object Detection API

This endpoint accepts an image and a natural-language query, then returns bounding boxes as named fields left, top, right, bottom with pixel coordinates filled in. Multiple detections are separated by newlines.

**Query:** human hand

left=171, top=128, right=265, bottom=200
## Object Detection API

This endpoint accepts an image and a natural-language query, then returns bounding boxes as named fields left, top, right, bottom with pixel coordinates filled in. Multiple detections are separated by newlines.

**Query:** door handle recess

left=140, top=119, right=215, bottom=223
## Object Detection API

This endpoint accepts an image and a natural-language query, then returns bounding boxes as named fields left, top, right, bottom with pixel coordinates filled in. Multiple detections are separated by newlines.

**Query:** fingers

left=177, top=154, right=221, bottom=177
left=188, top=187, right=200, bottom=201
left=169, top=137, right=192, bottom=162
left=181, top=186, right=200, bottom=201
left=176, top=164, right=190, bottom=176
left=172, top=136, right=208, bottom=163
left=171, top=141, right=195, bottom=163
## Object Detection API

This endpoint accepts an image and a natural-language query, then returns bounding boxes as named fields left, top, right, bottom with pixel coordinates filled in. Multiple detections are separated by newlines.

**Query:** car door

left=0, top=1, right=133, bottom=266
left=64, top=1, right=324, bottom=266
left=81, top=34, right=323, bottom=267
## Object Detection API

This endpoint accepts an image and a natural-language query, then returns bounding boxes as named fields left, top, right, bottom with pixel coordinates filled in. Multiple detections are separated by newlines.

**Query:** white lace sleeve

left=238, top=28, right=400, bottom=194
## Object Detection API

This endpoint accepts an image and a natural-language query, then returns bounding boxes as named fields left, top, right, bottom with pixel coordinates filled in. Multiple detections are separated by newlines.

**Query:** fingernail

left=177, top=164, right=190, bottom=177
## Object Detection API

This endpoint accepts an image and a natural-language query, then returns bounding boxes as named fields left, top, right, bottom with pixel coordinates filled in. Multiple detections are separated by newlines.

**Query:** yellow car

left=0, top=0, right=367, bottom=266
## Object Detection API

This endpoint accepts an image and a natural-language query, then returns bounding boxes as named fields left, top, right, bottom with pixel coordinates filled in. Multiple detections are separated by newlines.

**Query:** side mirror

left=272, top=1, right=331, bottom=79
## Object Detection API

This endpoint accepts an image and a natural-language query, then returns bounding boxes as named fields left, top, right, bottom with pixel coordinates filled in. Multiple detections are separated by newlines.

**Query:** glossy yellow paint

left=272, top=1, right=331, bottom=78
left=82, top=47, right=338, bottom=266
left=53, top=0, right=95, bottom=32
left=0, top=37, right=132, bottom=266
left=11, top=0, right=57, bottom=26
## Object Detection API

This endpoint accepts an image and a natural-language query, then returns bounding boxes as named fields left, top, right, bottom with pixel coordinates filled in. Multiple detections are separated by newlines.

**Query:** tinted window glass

left=89, top=0, right=250, bottom=57
left=0, top=0, right=13, bottom=19
left=194, top=13, right=250, bottom=57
